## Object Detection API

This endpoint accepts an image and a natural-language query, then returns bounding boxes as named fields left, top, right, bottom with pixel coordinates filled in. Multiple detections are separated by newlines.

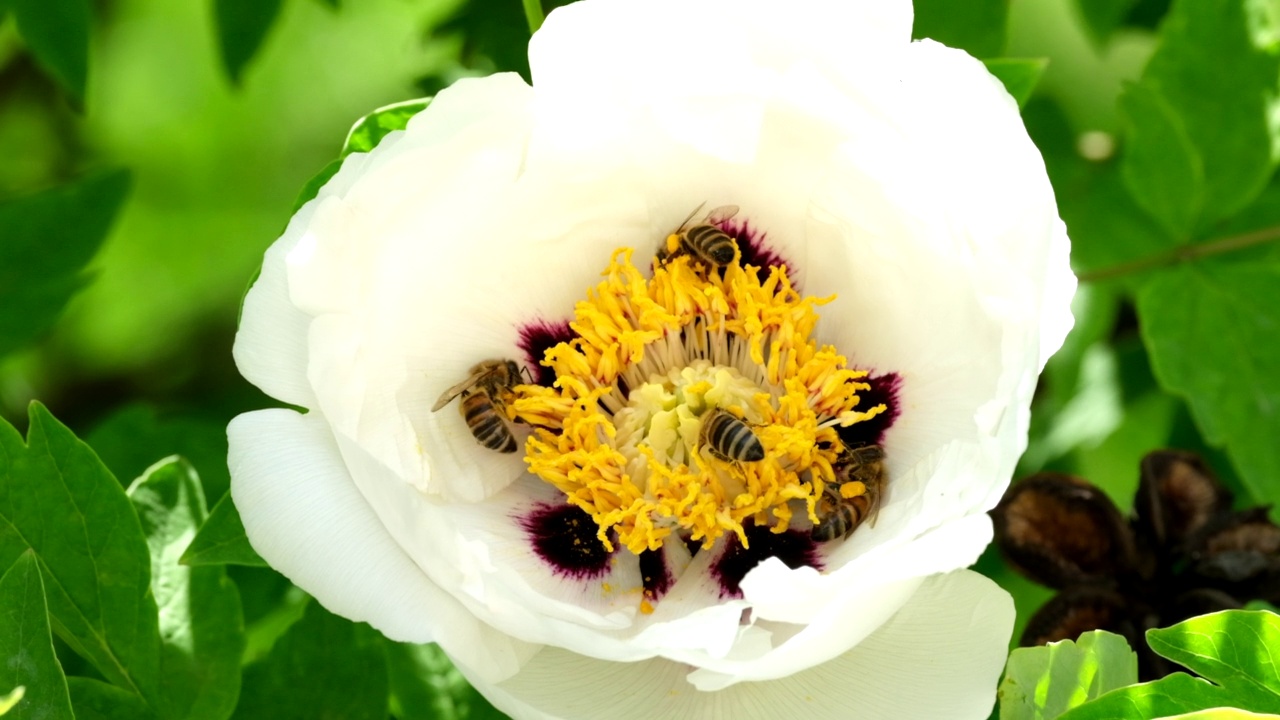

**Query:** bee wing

left=865, top=502, right=883, bottom=528
left=706, top=204, right=740, bottom=224
left=865, top=472, right=885, bottom=528
left=431, top=376, right=476, bottom=412
left=433, top=365, right=499, bottom=412
left=674, top=202, right=707, bottom=232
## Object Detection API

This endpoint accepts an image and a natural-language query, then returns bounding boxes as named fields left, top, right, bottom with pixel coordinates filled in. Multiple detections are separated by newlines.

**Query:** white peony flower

left=228, top=0, right=1075, bottom=717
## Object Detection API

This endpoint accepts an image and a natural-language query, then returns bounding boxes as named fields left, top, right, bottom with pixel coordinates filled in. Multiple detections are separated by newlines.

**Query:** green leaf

left=5, top=0, right=91, bottom=101
left=998, top=630, right=1138, bottom=720
left=291, top=159, right=342, bottom=213
left=213, top=0, right=285, bottom=85
left=290, top=99, right=430, bottom=213
left=1058, top=673, right=1246, bottom=719
left=1138, top=0, right=1280, bottom=228
left=385, top=642, right=506, bottom=720
left=1145, top=610, right=1280, bottom=712
left=66, top=678, right=154, bottom=720
left=181, top=493, right=267, bottom=567
left=912, top=0, right=1008, bottom=57
left=0, top=551, right=73, bottom=720
left=0, top=403, right=160, bottom=707
left=232, top=600, right=389, bottom=720
left=239, top=583, right=308, bottom=666
left=1119, top=81, right=1204, bottom=240
left=1138, top=261, right=1280, bottom=507
left=983, top=58, right=1049, bottom=107
left=1046, top=157, right=1170, bottom=283
left=127, top=458, right=244, bottom=720
left=1061, top=596, right=1280, bottom=719
left=0, top=170, right=131, bottom=357
left=342, top=98, right=430, bottom=157
left=87, top=403, right=232, bottom=501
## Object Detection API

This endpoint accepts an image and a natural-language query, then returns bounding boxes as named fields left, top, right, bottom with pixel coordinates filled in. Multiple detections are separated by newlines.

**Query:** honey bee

left=811, top=444, right=886, bottom=542
left=431, top=359, right=525, bottom=453
left=656, top=204, right=741, bottom=269
left=699, top=407, right=765, bottom=464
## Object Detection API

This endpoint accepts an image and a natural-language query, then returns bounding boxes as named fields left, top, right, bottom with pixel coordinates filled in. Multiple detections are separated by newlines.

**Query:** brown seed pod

left=1132, top=449, right=1233, bottom=556
left=992, top=472, right=1138, bottom=589
left=1189, top=506, right=1280, bottom=588
left=1020, top=585, right=1138, bottom=648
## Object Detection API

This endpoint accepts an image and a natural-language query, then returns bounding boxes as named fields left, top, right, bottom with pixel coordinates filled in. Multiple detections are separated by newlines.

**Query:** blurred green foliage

left=3, top=0, right=1280, bottom=717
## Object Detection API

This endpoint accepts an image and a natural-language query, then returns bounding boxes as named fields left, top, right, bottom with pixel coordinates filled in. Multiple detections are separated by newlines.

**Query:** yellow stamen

left=513, top=246, right=885, bottom=554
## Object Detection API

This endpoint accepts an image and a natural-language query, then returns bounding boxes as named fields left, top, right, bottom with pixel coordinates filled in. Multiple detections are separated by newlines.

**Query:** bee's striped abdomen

left=683, top=225, right=737, bottom=267
left=462, top=392, right=517, bottom=453
left=703, top=409, right=765, bottom=462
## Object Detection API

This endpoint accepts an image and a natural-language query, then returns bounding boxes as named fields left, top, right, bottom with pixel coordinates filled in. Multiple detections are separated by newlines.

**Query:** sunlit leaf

left=1118, top=82, right=1203, bottom=240
left=0, top=552, right=73, bottom=720
left=1058, top=673, right=1247, bottom=719
left=912, top=0, right=1007, bottom=57
left=0, top=403, right=160, bottom=710
left=1139, top=261, right=1280, bottom=507
left=5, top=0, right=91, bottom=101
left=1139, top=0, right=1280, bottom=228
left=1061, top=610, right=1280, bottom=719
left=0, top=170, right=131, bottom=357
left=342, top=98, right=431, bottom=157
left=213, top=0, right=285, bottom=85
left=385, top=642, right=506, bottom=720
left=1146, top=610, right=1280, bottom=710
left=998, top=630, right=1138, bottom=720
left=0, top=687, right=26, bottom=716
left=232, top=600, right=388, bottom=720
left=128, top=458, right=244, bottom=720
left=983, top=58, right=1049, bottom=107
left=181, top=493, right=267, bottom=567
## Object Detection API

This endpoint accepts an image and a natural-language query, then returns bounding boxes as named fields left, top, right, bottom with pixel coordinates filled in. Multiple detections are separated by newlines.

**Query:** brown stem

left=1077, top=225, right=1280, bottom=283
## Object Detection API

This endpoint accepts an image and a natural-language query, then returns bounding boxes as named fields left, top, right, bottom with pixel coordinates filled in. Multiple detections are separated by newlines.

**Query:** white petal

left=233, top=214, right=317, bottom=409
left=227, top=408, right=539, bottom=681
left=792, top=37, right=1075, bottom=532
left=676, top=512, right=993, bottom=688
left=325, top=424, right=752, bottom=664
left=465, top=570, right=1011, bottom=720
left=532, top=0, right=913, bottom=104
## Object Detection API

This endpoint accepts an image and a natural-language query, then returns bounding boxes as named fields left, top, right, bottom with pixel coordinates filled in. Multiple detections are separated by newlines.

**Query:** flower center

left=508, top=223, right=886, bottom=557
